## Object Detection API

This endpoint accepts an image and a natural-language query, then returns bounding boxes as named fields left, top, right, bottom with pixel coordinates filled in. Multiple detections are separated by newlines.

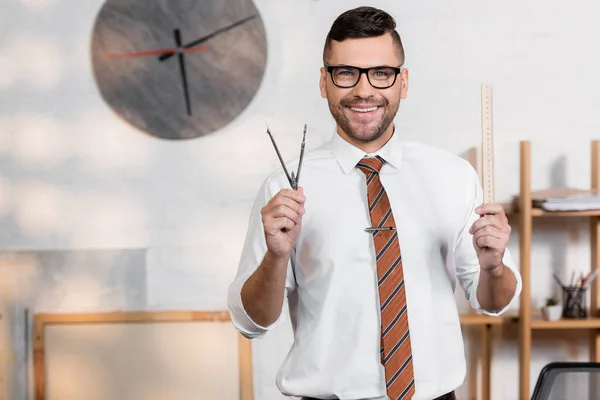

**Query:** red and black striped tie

left=357, top=156, right=415, bottom=400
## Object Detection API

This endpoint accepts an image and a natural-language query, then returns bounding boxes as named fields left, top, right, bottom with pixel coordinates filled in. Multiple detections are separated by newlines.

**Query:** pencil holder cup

left=562, top=286, right=587, bottom=319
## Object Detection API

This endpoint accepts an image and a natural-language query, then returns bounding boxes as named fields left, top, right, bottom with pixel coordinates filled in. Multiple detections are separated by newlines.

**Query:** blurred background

left=1, top=0, right=600, bottom=399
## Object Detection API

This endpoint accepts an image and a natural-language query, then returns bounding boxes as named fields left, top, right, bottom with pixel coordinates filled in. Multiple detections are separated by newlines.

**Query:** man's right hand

left=261, top=187, right=306, bottom=260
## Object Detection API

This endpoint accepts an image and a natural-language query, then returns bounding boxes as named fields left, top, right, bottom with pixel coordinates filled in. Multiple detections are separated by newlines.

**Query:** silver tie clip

left=365, top=227, right=396, bottom=233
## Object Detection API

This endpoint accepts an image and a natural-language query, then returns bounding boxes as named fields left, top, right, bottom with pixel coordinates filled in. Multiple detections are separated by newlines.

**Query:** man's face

left=320, top=33, right=408, bottom=144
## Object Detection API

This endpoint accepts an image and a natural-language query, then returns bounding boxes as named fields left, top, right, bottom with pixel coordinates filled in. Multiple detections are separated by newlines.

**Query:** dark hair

left=323, top=6, right=405, bottom=64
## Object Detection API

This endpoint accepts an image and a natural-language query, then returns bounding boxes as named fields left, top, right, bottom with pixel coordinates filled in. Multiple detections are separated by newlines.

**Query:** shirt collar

left=329, top=128, right=404, bottom=174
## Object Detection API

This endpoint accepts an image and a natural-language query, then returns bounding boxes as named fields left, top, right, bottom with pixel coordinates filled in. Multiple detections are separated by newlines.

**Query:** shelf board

left=459, top=313, right=504, bottom=326
left=531, top=208, right=600, bottom=217
left=530, top=316, right=600, bottom=330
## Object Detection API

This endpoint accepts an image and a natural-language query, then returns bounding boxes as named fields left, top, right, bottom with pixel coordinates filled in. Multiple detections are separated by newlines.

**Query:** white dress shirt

left=228, top=130, right=522, bottom=400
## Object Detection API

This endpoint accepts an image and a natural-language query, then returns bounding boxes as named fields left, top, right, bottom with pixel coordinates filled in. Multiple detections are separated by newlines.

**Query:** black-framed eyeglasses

left=324, top=63, right=403, bottom=89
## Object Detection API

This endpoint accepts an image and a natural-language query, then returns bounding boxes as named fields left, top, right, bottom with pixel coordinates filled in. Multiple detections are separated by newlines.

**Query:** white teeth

left=351, top=106, right=378, bottom=113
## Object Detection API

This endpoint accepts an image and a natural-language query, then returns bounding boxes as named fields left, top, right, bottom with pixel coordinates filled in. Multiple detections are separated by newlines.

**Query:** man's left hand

left=469, top=203, right=511, bottom=272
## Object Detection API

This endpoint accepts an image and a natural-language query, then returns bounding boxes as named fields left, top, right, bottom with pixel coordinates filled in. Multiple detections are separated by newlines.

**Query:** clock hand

left=105, top=45, right=208, bottom=59
left=174, top=29, right=192, bottom=116
left=158, top=14, right=257, bottom=62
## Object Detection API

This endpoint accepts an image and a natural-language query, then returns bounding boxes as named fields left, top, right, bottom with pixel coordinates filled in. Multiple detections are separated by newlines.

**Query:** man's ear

left=319, top=67, right=327, bottom=99
left=400, top=68, right=409, bottom=100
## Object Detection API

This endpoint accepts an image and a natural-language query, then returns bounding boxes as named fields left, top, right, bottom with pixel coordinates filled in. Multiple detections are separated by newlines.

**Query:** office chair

left=531, top=362, right=600, bottom=400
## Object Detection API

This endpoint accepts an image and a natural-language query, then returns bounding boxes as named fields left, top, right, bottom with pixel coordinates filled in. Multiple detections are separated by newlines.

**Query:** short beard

left=328, top=96, right=398, bottom=143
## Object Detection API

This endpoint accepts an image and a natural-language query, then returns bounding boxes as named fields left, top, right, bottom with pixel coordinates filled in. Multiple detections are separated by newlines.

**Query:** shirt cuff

left=468, top=248, right=522, bottom=316
left=227, top=279, right=285, bottom=339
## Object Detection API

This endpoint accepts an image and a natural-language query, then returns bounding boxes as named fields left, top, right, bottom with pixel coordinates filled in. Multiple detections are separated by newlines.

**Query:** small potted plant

left=542, top=297, right=562, bottom=321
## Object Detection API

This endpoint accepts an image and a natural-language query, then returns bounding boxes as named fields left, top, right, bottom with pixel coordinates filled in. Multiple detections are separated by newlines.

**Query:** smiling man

left=228, top=6, right=521, bottom=400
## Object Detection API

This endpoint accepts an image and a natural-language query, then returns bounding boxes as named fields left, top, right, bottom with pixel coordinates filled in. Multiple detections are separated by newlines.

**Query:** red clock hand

left=105, top=45, right=208, bottom=59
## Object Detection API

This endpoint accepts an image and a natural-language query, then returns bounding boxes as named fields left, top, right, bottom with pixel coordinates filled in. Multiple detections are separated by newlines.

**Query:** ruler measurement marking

left=481, top=84, right=495, bottom=204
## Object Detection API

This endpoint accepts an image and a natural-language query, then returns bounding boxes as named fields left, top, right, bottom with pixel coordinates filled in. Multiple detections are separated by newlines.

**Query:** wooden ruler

left=481, top=84, right=495, bottom=203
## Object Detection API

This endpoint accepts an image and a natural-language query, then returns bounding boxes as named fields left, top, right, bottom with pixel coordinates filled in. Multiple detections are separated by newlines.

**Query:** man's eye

left=374, top=70, right=391, bottom=77
left=337, top=69, right=355, bottom=76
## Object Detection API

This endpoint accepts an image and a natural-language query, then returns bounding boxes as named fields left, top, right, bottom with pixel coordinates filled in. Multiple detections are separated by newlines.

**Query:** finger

left=475, top=203, right=506, bottom=217
left=475, top=203, right=508, bottom=224
left=473, top=227, right=508, bottom=246
left=265, top=204, right=303, bottom=225
left=264, top=196, right=305, bottom=216
left=469, top=215, right=509, bottom=234
left=265, top=216, right=296, bottom=235
left=473, top=231, right=507, bottom=245
left=275, top=189, right=306, bottom=205
left=270, top=190, right=306, bottom=210
left=472, top=225, right=503, bottom=238
left=475, top=235, right=506, bottom=249
left=481, top=207, right=508, bottom=224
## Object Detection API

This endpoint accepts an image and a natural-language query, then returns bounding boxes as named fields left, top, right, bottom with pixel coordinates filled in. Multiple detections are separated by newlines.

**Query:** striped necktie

left=357, top=156, right=415, bottom=400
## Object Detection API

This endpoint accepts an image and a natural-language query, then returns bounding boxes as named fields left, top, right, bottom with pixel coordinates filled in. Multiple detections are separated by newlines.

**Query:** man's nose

left=351, top=72, right=376, bottom=98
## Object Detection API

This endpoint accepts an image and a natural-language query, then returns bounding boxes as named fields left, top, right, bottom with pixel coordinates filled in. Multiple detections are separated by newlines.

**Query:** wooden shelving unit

left=530, top=317, right=600, bottom=330
left=459, top=313, right=504, bottom=400
left=517, top=140, right=600, bottom=400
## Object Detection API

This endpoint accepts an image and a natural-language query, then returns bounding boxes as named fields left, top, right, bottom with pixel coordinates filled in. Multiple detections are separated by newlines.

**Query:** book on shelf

left=531, top=187, right=600, bottom=211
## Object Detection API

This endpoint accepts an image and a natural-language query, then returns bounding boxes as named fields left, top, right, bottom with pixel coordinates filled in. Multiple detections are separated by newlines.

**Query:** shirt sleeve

left=227, top=176, right=297, bottom=339
left=453, top=167, right=522, bottom=316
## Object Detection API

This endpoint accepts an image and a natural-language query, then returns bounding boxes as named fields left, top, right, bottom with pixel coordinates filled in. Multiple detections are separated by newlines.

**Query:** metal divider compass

left=266, top=124, right=307, bottom=190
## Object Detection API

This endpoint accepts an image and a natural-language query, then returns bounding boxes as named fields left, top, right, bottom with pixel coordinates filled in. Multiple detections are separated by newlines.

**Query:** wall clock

left=90, top=0, right=268, bottom=140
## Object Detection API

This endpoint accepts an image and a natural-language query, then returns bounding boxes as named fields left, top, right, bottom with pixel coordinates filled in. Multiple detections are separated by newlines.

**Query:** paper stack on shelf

left=531, top=187, right=600, bottom=211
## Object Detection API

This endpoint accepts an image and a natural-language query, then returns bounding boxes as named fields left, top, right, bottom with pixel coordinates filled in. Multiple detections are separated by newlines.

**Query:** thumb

left=297, top=186, right=304, bottom=194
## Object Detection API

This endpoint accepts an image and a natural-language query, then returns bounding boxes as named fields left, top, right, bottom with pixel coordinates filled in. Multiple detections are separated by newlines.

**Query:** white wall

left=1, top=0, right=600, bottom=399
